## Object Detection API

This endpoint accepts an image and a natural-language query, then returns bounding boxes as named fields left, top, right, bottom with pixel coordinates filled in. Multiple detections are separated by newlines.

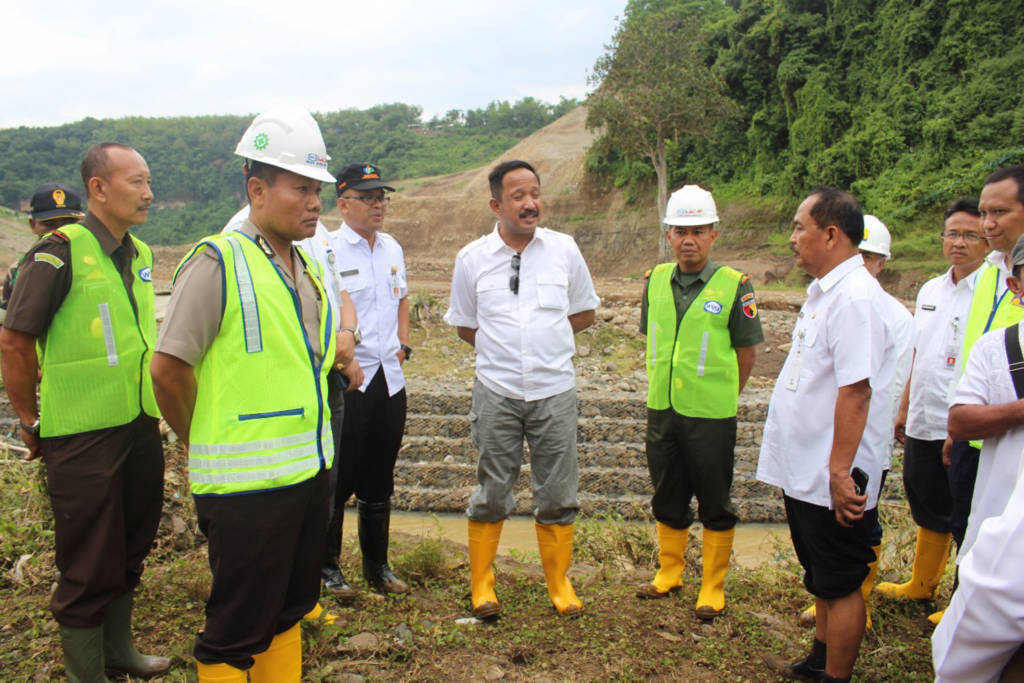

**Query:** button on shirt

left=331, top=223, right=407, bottom=396
left=906, top=267, right=981, bottom=441
left=443, top=224, right=600, bottom=402
left=222, top=205, right=344, bottom=330
left=757, top=255, right=896, bottom=508
left=950, top=320, right=1024, bottom=562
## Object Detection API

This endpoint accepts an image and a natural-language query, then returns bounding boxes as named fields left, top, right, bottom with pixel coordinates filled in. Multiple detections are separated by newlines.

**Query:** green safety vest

left=38, top=224, right=159, bottom=437
left=178, top=232, right=336, bottom=496
left=645, top=263, right=742, bottom=418
left=963, top=262, right=1024, bottom=364
left=962, top=261, right=1024, bottom=448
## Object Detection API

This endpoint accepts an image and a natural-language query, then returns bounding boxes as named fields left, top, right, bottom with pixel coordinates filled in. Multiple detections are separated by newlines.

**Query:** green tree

left=587, top=6, right=739, bottom=258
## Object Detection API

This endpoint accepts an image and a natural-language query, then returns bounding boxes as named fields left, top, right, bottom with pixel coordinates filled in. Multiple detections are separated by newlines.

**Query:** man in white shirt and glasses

left=444, top=160, right=599, bottom=619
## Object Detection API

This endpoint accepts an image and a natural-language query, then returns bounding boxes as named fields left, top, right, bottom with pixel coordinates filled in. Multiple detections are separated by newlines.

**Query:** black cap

left=30, top=183, right=85, bottom=220
left=335, top=163, right=395, bottom=197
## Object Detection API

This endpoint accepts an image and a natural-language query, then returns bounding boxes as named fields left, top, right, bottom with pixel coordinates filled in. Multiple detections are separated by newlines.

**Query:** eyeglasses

left=342, top=194, right=390, bottom=206
left=941, top=230, right=985, bottom=243
left=510, top=253, right=521, bottom=295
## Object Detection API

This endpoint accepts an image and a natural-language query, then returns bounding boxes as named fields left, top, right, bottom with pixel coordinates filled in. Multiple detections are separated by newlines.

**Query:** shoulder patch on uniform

left=643, top=269, right=652, bottom=279
left=741, top=292, right=755, bottom=303
left=34, top=253, right=65, bottom=269
left=742, top=296, right=757, bottom=319
left=138, top=266, right=152, bottom=283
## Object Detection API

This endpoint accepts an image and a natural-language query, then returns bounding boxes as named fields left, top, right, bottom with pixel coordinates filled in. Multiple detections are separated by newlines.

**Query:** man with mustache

left=758, top=188, right=898, bottom=683
left=0, top=143, right=169, bottom=679
left=444, top=160, right=599, bottom=618
left=635, top=185, right=762, bottom=622
left=879, top=200, right=986, bottom=614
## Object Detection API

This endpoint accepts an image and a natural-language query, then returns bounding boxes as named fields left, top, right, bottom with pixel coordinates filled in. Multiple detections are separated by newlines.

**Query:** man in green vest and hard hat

left=637, top=184, right=763, bottom=620
left=151, top=107, right=340, bottom=682
left=0, top=144, right=170, bottom=679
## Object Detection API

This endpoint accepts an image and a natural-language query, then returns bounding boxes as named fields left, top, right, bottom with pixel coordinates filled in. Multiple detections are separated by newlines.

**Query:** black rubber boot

left=323, top=505, right=359, bottom=600
left=788, top=638, right=826, bottom=681
left=357, top=499, right=410, bottom=594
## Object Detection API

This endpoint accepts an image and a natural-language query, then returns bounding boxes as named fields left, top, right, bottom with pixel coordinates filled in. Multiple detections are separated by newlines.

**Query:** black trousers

left=949, top=440, right=980, bottom=550
left=324, top=367, right=406, bottom=568
left=903, top=437, right=953, bottom=533
left=41, top=413, right=163, bottom=627
left=644, top=408, right=738, bottom=531
left=193, top=470, right=329, bottom=669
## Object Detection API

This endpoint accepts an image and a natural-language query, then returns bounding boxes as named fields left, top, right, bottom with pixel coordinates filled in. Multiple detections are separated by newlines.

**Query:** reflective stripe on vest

left=38, top=224, right=159, bottom=437
left=645, top=263, right=741, bottom=418
left=181, top=232, right=336, bottom=496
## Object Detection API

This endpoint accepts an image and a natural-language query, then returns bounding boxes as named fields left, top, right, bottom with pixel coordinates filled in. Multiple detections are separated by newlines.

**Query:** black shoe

left=321, top=567, right=358, bottom=601
left=363, top=562, right=410, bottom=594
left=788, top=656, right=824, bottom=681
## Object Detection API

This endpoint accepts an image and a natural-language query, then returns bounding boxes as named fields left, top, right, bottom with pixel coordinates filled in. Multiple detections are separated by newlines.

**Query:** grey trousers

left=466, top=380, right=580, bottom=525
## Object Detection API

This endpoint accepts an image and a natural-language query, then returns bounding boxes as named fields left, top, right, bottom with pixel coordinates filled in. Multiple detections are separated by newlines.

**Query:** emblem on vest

left=138, top=266, right=152, bottom=282
left=703, top=300, right=722, bottom=315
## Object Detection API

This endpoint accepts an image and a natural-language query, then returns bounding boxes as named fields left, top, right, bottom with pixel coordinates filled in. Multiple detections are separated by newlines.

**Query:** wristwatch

left=401, top=344, right=413, bottom=360
left=341, top=326, right=362, bottom=345
left=20, top=418, right=40, bottom=436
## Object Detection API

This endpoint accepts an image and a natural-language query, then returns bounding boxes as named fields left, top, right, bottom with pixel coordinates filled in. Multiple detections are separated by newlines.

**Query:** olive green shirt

left=639, top=261, right=764, bottom=349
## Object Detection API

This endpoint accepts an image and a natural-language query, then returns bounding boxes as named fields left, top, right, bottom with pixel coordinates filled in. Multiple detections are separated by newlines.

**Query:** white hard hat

left=235, top=107, right=336, bottom=183
left=664, top=185, right=719, bottom=226
left=860, top=215, right=891, bottom=258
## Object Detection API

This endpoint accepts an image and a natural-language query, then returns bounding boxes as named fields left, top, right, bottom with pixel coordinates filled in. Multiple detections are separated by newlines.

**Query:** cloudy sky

left=0, top=0, right=626, bottom=128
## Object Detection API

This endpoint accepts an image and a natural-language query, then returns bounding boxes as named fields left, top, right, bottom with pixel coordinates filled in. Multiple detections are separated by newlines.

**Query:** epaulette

left=643, top=269, right=652, bottom=279
left=48, top=230, right=71, bottom=243
left=740, top=274, right=749, bottom=284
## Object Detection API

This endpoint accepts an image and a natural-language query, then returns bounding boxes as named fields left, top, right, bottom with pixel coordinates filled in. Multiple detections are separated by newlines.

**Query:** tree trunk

left=653, top=133, right=671, bottom=263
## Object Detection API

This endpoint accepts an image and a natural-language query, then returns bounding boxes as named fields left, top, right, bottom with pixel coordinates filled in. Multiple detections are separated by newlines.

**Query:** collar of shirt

left=944, top=265, right=982, bottom=291
left=809, top=253, right=864, bottom=296
left=236, top=219, right=305, bottom=286
left=484, top=222, right=549, bottom=254
left=987, top=249, right=1010, bottom=272
left=82, top=212, right=137, bottom=258
left=340, top=221, right=380, bottom=248
left=673, top=261, right=718, bottom=288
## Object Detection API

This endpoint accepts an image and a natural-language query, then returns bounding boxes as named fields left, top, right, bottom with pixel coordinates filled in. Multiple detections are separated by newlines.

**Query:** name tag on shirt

left=921, top=304, right=936, bottom=311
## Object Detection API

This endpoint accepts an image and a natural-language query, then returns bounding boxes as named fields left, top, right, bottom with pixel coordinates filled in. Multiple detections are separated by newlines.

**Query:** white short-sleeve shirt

left=443, top=224, right=600, bottom=401
left=951, top=320, right=1024, bottom=562
left=221, top=205, right=344, bottom=330
left=905, top=267, right=980, bottom=441
left=757, top=254, right=896, bottom=508
left=882, top=291, right=913, bottom=467
left=932, top=460, right=1024, bottom=682
left=330, top=223, right=407, bottom=396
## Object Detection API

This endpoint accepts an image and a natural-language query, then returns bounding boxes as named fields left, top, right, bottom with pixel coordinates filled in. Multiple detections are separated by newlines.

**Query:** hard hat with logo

left=860, top=214, right=891, bottom=258
left=235, top=107, right=335, bottom=183
left=664, top=185, right=719, bottom=226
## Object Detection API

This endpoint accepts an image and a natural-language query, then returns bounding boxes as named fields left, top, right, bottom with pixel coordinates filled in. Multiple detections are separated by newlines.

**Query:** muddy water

left=381, top=512, right=788, bottom=569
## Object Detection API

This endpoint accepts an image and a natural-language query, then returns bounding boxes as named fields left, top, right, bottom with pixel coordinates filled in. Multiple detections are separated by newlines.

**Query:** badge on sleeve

left=34, top=253, right=65, bottom=269
left=138, top=266, right=152, bottom=282
left=741, top=292, right=757, bottom=318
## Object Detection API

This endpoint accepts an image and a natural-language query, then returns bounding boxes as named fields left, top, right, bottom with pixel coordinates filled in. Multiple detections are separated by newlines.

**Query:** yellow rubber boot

left=303, top=601, right=337, bottom=625
left=695, top=527, right=734, bottom=619
left=250, top=622, right=301, bottom=683
left=468, top=519, right=504, bottom=618
left=197, top=661, right=248, bottom=682
left=862, top=544, right=881, bottom=630
left=799, top=544, right=881, bottom=628
left=535, top=522, right=583, bottom=617
left=876, top=528, right=952, bottom=600
left=928, top=608, right=945, bottom=625
left=637, top=522, right=688, bottom=598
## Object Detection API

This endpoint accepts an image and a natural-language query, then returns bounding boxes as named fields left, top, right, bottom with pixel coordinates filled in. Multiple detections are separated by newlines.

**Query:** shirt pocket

left=476, top=274, right=511, bottom=314
left=536, top=272, right=569, bottom=311
left=342, top=271, right=370, bottom=293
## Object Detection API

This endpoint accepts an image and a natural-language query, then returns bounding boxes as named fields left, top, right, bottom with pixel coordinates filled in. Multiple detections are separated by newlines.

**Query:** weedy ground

left=2, top=441, right=938, bottom=682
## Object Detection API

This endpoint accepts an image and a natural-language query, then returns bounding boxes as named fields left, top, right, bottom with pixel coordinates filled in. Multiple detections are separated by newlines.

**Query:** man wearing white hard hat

left=152, top=107, right=342, bottom=682
left=796, top=214, right=913, bottom=629
left=636, top=184, right=763, bottom=621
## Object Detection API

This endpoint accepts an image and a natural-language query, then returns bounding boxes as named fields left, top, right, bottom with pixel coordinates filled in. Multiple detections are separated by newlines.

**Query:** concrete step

left=404, top=413, right=770, bottom=448
left=405, top=388, right=773, bottom=423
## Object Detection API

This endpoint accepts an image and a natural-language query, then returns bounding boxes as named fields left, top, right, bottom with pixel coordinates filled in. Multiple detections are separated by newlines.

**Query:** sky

left=0, top=0, right=626, bottom=129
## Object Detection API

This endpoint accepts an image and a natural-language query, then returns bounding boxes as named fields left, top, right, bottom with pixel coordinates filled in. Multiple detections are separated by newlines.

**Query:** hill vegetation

left=587, top=0, right=1024, bottom=240
left=0, top=97, right=577, bottom=246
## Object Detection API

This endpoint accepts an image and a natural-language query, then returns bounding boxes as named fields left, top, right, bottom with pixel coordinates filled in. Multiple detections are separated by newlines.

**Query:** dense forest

left=588, top=0, right=1024, bottom=233
left=0, top=97, right=577, bottom=245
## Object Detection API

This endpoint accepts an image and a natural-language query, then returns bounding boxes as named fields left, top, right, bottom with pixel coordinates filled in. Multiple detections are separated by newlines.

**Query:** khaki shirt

left=157, top=220, right=325, bottom=365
